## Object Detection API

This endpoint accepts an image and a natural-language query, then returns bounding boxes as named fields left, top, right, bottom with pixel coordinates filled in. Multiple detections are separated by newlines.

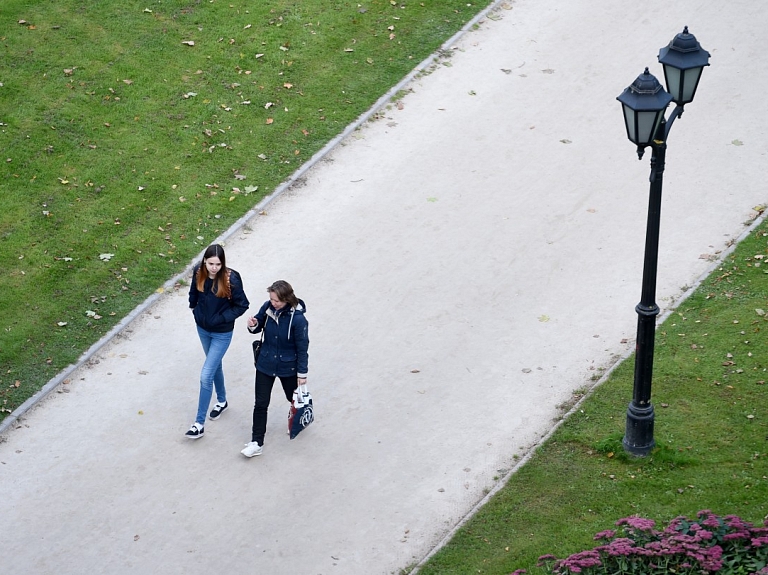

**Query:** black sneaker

left=208, top=401, right=228, bottom=420
left=185, top=422, right=204, bottom=439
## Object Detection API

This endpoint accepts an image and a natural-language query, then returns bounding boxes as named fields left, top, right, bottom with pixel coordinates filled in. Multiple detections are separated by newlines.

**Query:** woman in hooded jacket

left=242, top=280, right=308, bottom=457
left=186, top=244, right=249, bottom=439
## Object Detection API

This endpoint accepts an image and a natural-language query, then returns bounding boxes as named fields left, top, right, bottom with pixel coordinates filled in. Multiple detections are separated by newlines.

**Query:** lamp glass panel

left=623, top=105, right=636, bottom=142
left=636, top=110, right=659, bottom=145
left=664, top=66, right=682, bottom=102
left=682, top=67, right=703, bottom=102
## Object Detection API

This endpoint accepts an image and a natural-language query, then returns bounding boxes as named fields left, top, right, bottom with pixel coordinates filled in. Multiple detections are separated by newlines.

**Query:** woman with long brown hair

left=186, top=244, right=249, bottom=439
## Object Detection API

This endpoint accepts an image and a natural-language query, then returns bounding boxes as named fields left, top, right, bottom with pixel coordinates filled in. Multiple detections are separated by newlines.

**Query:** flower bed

left=524, top=511, right=768, bottom=574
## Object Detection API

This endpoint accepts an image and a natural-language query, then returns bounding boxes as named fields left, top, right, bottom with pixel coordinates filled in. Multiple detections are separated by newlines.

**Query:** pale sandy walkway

left=2, top=1, right=767, bottom=574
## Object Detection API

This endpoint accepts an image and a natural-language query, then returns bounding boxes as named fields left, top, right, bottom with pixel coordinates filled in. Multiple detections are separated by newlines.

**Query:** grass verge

left=415, top=215, right=768, bottom=573
left=0, top=0, right=489, bottom=420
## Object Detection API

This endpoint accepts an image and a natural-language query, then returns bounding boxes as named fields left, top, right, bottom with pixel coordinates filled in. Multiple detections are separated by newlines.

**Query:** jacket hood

left=265, top=299, right=306, bottom=340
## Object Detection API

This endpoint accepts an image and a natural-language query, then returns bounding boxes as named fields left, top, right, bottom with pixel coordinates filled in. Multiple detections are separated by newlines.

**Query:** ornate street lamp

left=617, top=68, right=672, bottom=159
left=659, top=26, right=711, bottom=106
left=616, top=28, right=710, bottom=456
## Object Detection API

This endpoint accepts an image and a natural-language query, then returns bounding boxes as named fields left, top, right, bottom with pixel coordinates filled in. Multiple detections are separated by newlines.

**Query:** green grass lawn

left=0, top=0, right=487, bottom=418
left=415, top=215, right=768, bottom=573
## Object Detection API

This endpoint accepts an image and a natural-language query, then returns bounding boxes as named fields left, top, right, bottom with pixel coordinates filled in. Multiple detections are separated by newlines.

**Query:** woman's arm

left=293, top=315, right=309, bottom=378
left=188, top=266, right=200, bottom=309
left=247, top=301, right=270, bottom=333
left=220, top=270, right=250, bottom=323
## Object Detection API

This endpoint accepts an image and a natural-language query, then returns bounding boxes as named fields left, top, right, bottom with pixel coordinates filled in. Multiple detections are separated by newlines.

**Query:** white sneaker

left=185, top=422, right=204, bottom=439
left=241, top=441, right=263, bottom=457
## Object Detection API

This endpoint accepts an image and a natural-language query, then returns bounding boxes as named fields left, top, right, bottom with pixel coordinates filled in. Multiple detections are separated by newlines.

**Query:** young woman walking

left=242, top=280, right=308, bottom=457
left=186, top=244, right=249, bottom=439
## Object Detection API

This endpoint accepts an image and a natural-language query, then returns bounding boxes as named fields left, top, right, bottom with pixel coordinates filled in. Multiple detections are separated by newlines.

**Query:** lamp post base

left=623, top=402, right=655, bottom=456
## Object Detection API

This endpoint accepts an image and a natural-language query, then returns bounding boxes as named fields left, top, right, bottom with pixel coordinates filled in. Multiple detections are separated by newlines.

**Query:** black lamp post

left=616, top=27, right=710, bottom=456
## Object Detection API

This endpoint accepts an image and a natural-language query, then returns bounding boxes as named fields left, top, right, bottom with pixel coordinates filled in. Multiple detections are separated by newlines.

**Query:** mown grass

left=0, top=0, right=486, bottom=418
left=416, top=216, right=768, bottom=574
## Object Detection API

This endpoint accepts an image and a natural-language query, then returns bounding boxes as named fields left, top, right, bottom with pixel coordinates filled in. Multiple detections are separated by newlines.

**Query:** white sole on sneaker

left=241, top=442, right=262, bottom=457
left=185, top=423, right=204, bottom=439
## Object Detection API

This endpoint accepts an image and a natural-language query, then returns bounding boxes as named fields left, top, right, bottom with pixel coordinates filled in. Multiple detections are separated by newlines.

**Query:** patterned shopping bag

left=288, top=384, right=314, bottom=440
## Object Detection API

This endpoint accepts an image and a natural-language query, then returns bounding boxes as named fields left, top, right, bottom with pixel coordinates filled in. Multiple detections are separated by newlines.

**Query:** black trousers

left=251, top=370, right=297, bottom=445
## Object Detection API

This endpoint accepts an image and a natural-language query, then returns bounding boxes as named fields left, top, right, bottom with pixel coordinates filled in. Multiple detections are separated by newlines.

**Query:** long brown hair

left=196, top=244, right=231, bottom=298
left=267, top=280, right=299, bottom=308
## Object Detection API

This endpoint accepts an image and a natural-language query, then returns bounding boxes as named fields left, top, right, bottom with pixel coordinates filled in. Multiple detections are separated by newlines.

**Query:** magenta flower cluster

left=531, top=510, right=768, bottom=575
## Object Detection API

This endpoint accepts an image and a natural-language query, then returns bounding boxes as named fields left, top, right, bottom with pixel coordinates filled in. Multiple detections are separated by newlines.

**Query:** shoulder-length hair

left=196, top=244, right=231, bottom=298
left=268, top=280, right=299, bottom=308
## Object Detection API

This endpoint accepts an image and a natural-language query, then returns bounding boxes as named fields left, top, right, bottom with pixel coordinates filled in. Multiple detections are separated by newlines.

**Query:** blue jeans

left=195, top=326, right=233, bottom=425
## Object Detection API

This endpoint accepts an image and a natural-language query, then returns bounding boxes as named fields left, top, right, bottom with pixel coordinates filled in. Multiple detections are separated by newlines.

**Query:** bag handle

left=293, top=384, right=309, bottom=405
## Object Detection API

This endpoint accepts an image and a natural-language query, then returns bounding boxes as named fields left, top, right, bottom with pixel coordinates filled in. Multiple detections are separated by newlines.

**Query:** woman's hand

left=298, top=377, right=307, bottom=385
left=247, top=316, right=258, bottom=328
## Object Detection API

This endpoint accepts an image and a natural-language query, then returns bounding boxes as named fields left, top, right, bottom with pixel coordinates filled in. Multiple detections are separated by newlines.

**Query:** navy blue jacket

left=188, top=267, right=249, bottom=333
left=249, top=299, right=309, bottom=378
